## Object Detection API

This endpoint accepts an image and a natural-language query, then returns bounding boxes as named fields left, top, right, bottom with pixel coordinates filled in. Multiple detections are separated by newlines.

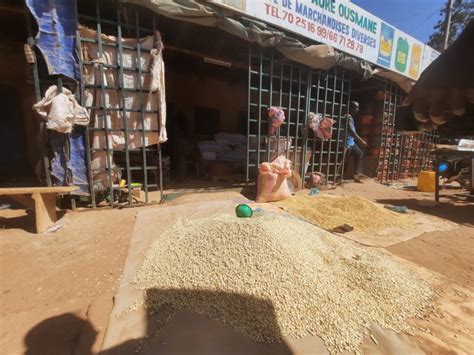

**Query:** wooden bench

left=0, top=186, right=78, bottom=233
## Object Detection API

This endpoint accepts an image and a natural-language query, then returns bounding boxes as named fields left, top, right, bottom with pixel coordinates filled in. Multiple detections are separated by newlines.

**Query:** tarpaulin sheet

left=26, top=0, right=80, bottom=80
left=120, top=0, right=374, bottom=79
left=49, top=127, right=89, bottom=195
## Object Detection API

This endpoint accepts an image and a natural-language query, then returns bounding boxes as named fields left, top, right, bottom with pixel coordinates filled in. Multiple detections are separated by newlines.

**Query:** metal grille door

left=27, top=0, right=164, bottom=207
left=77, top=0, right=164, bottom=206
left=376, top=81, right=403, bottom=183
left=247, top=47, right=351, bottom=185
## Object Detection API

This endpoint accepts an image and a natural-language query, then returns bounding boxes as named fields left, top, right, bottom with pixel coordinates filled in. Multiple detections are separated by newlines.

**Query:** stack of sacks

left=215, top=133, right=246, bottom=163
left=217, top=150, right=246, bottom=162
left=198, top=133, right=247, bottom=163
left=198, top=141, right=231, bottom=161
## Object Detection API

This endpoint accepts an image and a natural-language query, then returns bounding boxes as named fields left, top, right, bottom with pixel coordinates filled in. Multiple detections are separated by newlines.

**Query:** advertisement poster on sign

left=409, top=43, right=423, bottom=79
left=207, top=0, right=439, bottom=81
left=421, top=45, right=441, bottom=72
left=377, top=22, right=394, bottom=67
left=395, top=36, right=409, bottom=73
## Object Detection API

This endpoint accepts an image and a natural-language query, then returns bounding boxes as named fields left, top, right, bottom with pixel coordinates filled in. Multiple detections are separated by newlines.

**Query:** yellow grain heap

left=275, top=194, right=413, bottom=231
left=135, top=214, right=431, bottom=353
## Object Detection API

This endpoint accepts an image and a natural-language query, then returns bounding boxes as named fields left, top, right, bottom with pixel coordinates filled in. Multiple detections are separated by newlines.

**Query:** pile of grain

left=275, top=195, right=413, bottom=231
left=135, top=214, right=431, bottom=353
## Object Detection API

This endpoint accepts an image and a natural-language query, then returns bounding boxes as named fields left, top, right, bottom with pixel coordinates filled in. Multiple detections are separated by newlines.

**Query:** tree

left=428, top=0, right=474, bottom=51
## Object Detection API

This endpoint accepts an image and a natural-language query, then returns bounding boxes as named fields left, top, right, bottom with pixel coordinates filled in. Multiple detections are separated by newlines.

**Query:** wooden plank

left=32, top=193, right=57, bottom=233
left=0, top=186, right=78, bottom=196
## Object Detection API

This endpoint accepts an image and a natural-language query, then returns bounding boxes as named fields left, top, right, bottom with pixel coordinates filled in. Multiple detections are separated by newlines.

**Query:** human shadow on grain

left=23, top=290, right=293, bottom=355
left=101, top=288, right=294, bottom=355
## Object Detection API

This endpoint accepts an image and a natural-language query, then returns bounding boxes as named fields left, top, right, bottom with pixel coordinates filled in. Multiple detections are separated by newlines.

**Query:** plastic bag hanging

left=268, top=107, right=285, bottom=135
left=307, top=112, right=335, bottom=141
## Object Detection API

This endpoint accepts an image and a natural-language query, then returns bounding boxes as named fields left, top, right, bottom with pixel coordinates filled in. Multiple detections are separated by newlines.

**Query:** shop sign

left=421, top=45, right=440, bottom=73
left=208, top=0, right=440, bottom=80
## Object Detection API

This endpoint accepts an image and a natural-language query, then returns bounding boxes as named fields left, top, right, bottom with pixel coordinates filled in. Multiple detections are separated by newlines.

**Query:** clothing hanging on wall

left=34, top=85, right=90, bottom=133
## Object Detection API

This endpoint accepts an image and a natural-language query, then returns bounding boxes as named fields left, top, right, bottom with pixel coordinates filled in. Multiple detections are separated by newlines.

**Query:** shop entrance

left=162, top=23, right=249, bottom=189
left=75, top=0, right=250, bottom=204
left=0, top=2, right=37, bottom=185
left=0, top=90, right=30, bottom=181
left=26, top=0, right=440, bottom=207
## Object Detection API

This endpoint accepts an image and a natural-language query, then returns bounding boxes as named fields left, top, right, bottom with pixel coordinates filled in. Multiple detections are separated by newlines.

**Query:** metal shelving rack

left=399, top=131, right=438, bottom=179
left=376, top=80, right=439, bottom=183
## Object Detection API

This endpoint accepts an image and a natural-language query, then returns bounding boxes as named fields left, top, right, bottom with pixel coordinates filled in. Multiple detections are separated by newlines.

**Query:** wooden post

left=32, top=193, right=57, bottom=233
left=435, top=155, right=440, bottom=202
left=471, top=156, right=474, bottom=195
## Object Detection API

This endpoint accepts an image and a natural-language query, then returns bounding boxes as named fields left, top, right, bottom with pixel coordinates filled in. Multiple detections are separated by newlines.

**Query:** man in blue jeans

left=346, top=101, right=368, bottom=182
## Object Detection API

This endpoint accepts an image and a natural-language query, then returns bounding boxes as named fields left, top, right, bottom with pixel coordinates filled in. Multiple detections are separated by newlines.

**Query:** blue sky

left=352, top=0, right=446, bottom=43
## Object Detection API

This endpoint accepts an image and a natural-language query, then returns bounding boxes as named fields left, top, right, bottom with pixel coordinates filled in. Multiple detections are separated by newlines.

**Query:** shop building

left=0, top=0, right=440, bottom=207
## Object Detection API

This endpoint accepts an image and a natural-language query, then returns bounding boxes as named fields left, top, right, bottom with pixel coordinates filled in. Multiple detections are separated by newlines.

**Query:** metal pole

left=311, top=71, right=321, bottom=175
left=341, top=77, right=351, bottom=186
left=246, top=44, right=251, bottom=182
left=152, top=16, right=164, bottom=203
left=435, top=154, right=440, bottom=202
left=96, top=0, right=115, bottom=206
left=257, top=50, right=263, bottom=168
left=443, top=0, right=453, bottom=50
left=319, top=71, right=329, bottom=173
left=286, top=66, right=293, bottom=160
left=301, top=70, right=312, bottom=185
left=276, top=61, right=283, bottom=158
left=267, top=51, right=274, bottom=163
left=379, top=81, right=390, bottom=183
left=24, top=5, right=52, bottom=187
left=326, top=69, right=337, bottom=183
left=76, top=27, right=96, bottom=207
left=334, top=70, right=345, bottom=183
left=294, top=67, right=302, bottom=176
left=116, top=2, right=133, bottom=205
left=135, top=8, right=149, bottom=203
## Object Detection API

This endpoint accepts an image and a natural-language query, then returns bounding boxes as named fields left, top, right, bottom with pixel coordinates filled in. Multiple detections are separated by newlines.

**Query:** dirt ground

left=0, top=181, right=473, bottom=354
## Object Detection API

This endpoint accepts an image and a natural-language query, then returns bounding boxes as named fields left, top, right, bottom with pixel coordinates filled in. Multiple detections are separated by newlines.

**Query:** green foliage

left=428, top=0, right=474, bottom=50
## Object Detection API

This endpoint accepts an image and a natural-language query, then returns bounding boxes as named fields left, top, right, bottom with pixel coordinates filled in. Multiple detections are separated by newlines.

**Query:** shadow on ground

left=0, top=209, right=67, bottom=234
left=24, top=289, right=294, bottom=355
left=376, top=197, right=474, bottom=226
left=24, top=313, right=97, bottom=355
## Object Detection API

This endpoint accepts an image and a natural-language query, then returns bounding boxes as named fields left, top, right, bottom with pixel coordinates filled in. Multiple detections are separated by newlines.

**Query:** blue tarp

left=49, top=127, right=89, bottom=195
left=26, top=0, right=80, bottom=80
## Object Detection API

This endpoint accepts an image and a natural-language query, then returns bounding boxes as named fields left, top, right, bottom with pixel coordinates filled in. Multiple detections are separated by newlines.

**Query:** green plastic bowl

left=235, top=204, right=253, bottom=218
